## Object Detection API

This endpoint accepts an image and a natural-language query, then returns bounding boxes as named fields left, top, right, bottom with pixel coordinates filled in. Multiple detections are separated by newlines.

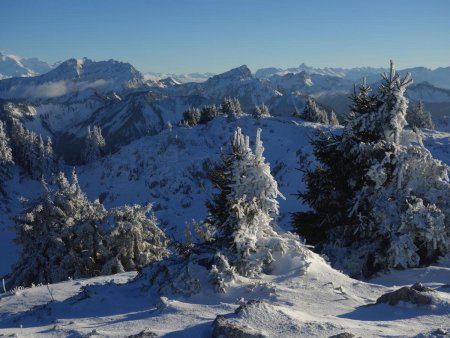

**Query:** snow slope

left=1, top=116, right=449, bottom=273
left=0, top=116, right=449, bottom=337
left=0, top=251, right=448, bottom=337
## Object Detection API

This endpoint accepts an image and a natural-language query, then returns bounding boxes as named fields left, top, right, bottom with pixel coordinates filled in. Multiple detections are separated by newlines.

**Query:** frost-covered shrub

left=209, top=253, right=237, bottom=293
left=102, top=204, right=169, bottom=274
left=294, top=61, right=450, bottom=277
left=146, top=127, right=310, bottom=295
left=8, top=170, right=108, bottom=288
left=8, top=171, right=168, bottom=287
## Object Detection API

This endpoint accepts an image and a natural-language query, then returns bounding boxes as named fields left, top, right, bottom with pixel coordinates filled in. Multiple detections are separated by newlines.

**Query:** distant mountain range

left=3, top=52, right=450, bottom=90
left=1, top=55, right=450, bottom=163
left=255, top=63, right=450, bottom=90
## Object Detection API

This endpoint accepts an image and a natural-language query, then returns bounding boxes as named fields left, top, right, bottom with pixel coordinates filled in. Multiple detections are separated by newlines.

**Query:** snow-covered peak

left=209, top=64, right=253, bottom=82
left=0, top=57, right=147, bottom=99
left=157, top=76, right=181, bottom=88
left=48, top=57, right=143, bottom=83
left=0, top=52, right=52, bottom=79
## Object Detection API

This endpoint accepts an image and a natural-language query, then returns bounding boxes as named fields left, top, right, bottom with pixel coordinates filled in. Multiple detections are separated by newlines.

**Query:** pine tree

left=9, top=120, right=56, bottom=179
left=0, top=121, right=14, bottom=195
left=8, top=179, right=63, bottom=287
left=8, top=170, right=108, bottom=287
left=0, top=121, right=13, bottom=166
left=147, top=127, right=309, bottom=295
left=406, top=101, right=434, bottom=129
left=328, top=110, right=339, bottom=125
left=181, top=107, right=201, bottom=127
left=348, top=78, right=380, bottom=117
left=293, top=61, right=450, bottom=277
left=103, top=204, right=169, bottom=274
left=82, top=125, right=106, bottom=164
left=252, top=103, right=271, bottom=119
left=199, top=104, right=220, bottom=124
left=207, top=127, right=308, bottom=277
left=224, top=128, right=285, bottom=276
left=221, top=97, right=243, bottom=122
left=301, top=98, right=338, bottom=125
left=53, top=170, right=108, bottom=279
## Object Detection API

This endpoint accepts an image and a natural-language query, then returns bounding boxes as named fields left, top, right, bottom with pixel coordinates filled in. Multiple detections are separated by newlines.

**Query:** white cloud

left=21, top=79, right=109, bottom=98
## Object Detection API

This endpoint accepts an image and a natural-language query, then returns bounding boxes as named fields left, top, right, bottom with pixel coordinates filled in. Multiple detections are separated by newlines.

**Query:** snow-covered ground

left=0, top=252, right=448, bottom=337
left=1, top=116, right=449, bottom=337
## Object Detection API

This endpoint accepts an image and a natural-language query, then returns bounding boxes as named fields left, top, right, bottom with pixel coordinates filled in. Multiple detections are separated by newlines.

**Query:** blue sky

left=1, top=0, right=449, bottom=73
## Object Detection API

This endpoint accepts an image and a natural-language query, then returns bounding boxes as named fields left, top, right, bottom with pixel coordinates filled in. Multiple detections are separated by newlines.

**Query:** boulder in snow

left=376, top=283, right=434, bottom=306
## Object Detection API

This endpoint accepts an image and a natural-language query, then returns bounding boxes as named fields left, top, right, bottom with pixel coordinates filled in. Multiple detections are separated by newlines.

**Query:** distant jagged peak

left=157, top=76, right=181, bottom=88
left=44, top=57, right=144, bottom=85
left=210, top=64, right=253, bottom=82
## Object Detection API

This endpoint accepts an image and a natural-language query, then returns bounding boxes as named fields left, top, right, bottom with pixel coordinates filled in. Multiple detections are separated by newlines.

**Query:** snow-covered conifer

left=199, top=104, right=219, bottom=124
left=0, top=121, right=14, bottom=193
left=406, top=101, right=434, bottom=129
left=8, top=170, right=108, bottom=287
left=221, top=97, right=243, bottom=122
left=348, top=78, right=380, bottom=118
left=103, top=204, right=168, bottom=274
left=220, top=128, right=308, bottom=277
left=147, top=127, right=309, bottom=295
left=294, top=61, right=450, bottom=277
left=181, top=107, right=201, bottom=127
left=82, top=125, right=106, bottom=164
left=252, top=103, right=271, bottom=119
left=9, top=120, right=56, bottom=179
left=328, top=110, right=339, bottom=125
left=0, top=121, right=13, bottom=166
left=301, top=98, right=338, bottom=125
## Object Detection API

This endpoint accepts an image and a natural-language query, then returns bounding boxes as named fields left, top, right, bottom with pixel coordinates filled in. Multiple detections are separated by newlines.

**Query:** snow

left=1, top=54, right=450, bottom=336
left=0, top=115, right=448, bottom=336
left=0, top=252, right=448, bottom=337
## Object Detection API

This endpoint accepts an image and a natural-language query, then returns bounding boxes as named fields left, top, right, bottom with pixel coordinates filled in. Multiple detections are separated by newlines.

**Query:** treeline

left=180, top=97, right=272, bottom=127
